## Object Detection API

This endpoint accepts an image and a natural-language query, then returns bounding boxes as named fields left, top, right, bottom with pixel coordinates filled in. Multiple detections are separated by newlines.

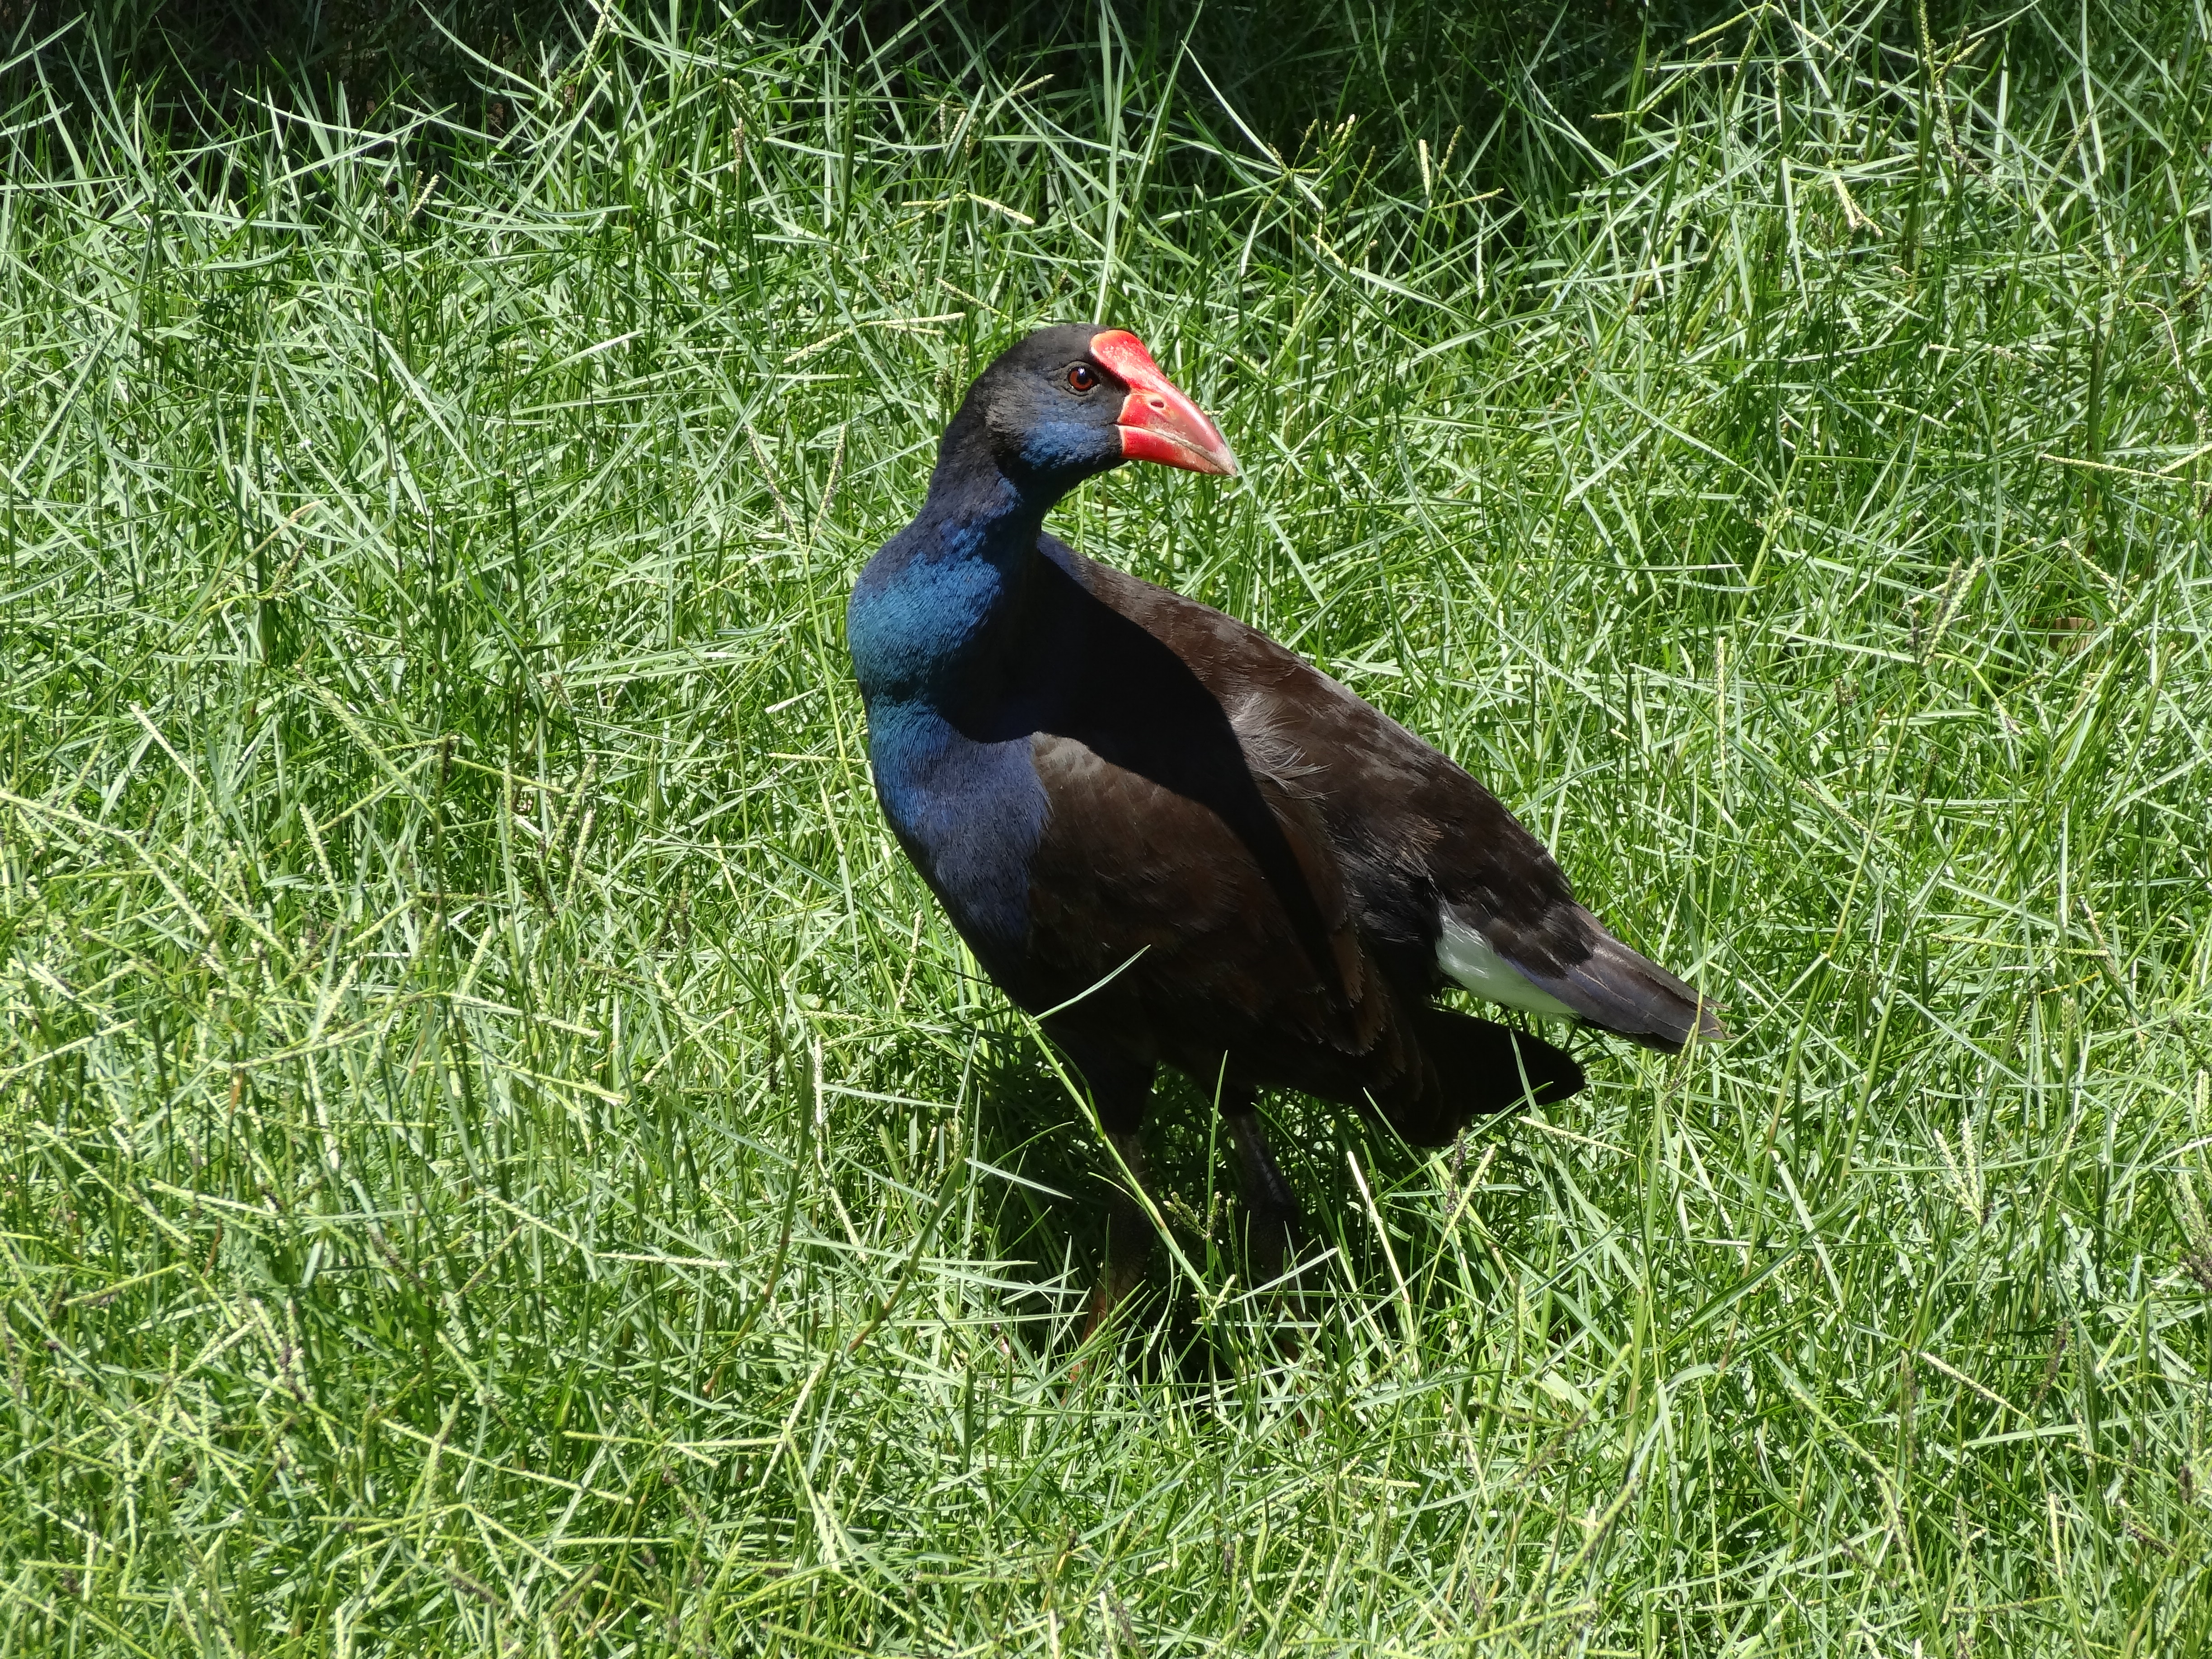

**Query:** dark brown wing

left=1073, top=553, right=1725, bottom=1053
left=1026, top=734, right=1398, bottom=1061
left=1015, top=553, right=1426, bottom=1116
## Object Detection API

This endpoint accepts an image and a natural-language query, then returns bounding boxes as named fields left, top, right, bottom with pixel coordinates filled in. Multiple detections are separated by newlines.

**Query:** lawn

left=3, top=0, right=2210, bottom=1652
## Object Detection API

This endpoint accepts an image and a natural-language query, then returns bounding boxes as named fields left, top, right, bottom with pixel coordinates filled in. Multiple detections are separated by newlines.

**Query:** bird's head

left=938, top=323, right=1238, bottom=503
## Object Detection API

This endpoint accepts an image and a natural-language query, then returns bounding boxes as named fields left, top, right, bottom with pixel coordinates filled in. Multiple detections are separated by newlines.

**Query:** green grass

left=3, top=1, right=2211, bottom=1651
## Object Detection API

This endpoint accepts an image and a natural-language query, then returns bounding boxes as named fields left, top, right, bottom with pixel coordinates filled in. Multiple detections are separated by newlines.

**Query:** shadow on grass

left=962, top=1024, right=1585, bottom=1383
left=7, top=0, right=1747, bottom=207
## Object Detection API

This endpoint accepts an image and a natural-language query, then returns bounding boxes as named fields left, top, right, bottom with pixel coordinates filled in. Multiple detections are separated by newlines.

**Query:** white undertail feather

left=1436, top=912, right=1578, bottom=1017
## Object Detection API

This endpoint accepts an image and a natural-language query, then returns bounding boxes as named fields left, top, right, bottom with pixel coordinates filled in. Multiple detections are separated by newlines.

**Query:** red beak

left=1090, top=330, right=1239, bottom=478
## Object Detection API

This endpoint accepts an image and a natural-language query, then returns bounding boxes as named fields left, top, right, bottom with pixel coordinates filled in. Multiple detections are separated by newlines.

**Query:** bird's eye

left=1065, top=364, right=1100, bottom=393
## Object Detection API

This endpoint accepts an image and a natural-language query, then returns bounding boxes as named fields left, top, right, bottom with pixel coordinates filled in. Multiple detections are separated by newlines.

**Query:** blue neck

left=848, top=464, right=1054, bottom=710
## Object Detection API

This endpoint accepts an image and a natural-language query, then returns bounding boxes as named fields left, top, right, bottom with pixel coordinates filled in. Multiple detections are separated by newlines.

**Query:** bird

left=846, top=323, right=1725, bottom=1329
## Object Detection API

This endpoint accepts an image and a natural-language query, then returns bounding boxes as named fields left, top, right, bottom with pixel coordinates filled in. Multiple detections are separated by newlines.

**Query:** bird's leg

left=1086, top=1129, right=1154, bottom=1340
left=1219, top=1095, right=1303, bottom=1295
left=1055, top=1034, right=1160, bottom=1345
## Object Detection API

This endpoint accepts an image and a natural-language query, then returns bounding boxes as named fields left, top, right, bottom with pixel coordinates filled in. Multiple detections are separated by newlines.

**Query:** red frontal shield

left=1091, top=330, right=1239, bottom=477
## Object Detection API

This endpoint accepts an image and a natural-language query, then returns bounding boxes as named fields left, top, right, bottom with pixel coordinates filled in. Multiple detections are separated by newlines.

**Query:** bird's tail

left=1511, top=911, right=1728, bottom=1054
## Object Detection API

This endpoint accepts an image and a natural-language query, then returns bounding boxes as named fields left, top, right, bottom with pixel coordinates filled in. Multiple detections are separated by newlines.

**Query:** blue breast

left=858, top=698, right=1045, bottom=977
left=848, top=515, right=1051, bottom=982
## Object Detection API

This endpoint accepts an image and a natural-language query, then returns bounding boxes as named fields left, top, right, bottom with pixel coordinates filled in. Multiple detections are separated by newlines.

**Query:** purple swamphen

left=847, top=324, right=1725, bottom=1329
